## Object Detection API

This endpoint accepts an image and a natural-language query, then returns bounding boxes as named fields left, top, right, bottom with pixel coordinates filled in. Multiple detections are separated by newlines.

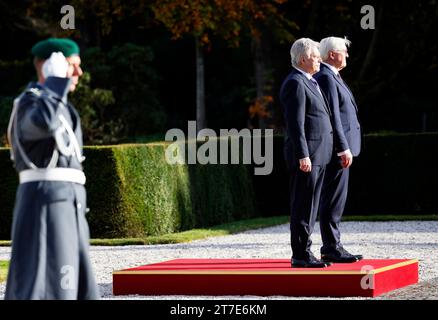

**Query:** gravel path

left=0, top=221, right=437, bottom=300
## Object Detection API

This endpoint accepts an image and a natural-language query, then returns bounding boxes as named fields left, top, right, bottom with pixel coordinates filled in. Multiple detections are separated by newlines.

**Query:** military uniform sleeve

left=19, top=77, right=71, bottom=141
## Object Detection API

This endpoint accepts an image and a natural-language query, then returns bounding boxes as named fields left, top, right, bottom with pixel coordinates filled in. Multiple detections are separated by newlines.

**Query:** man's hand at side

left=299, top=157, right=312, bottom=172
left=340, top=150, right=353, bottom=168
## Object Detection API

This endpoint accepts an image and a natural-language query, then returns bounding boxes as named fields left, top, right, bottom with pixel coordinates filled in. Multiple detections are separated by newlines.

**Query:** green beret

left=31, top=38, right=80, bottom=59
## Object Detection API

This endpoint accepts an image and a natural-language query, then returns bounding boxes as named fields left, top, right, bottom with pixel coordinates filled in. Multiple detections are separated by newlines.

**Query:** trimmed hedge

left=0, top=149, right=17, bottom=239
left=345, top=133, right=438, bottom=215
left=252, top=133, right=438, bottom=217
left=1, top=133, right=437, bottom=239
left=0, top=142, right=257, bottom=239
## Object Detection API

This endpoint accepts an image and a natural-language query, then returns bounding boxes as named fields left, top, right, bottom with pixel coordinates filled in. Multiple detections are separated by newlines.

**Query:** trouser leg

left=319, top=158, right=349, bottom=254
left=289, top=165, right=326, bottom=260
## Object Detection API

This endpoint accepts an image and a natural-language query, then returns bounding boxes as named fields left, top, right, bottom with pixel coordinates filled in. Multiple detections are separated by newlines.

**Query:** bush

left=69, top=72, right=119, bottom=145
left=257, top=133, right=438, bottom=217
left=0, top=142, right=257, bottom=239
left=262, top=132, right=438, bottom=216
left=0, top=148, right=17, bottom=238
left=0, top=97, right=13, bottom=146
left=345, top=133, right=438, bottom=215
left=1, top=133, right=437, bottom=239
left=82, top=44, right=166, bottom=139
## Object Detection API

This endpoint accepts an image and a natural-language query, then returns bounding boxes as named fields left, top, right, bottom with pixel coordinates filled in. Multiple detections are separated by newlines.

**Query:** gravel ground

left=0, top=221, right=437, bottom=300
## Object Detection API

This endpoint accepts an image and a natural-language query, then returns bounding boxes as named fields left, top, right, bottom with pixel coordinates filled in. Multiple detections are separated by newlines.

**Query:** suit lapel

left=303, top=78, right=322, bottom=100
left=292, top=68, right=332, bottom=117
left=320, top=90, right=332, bottom=116
left=293, top=69, right=320, bottom=99
left=306, top=80, right=332, bottom=116
left=342, top=80, right=359, bottom=112
left=333, top=72, right=359, bottom=113
left=299, top=74, right=332, bottom=116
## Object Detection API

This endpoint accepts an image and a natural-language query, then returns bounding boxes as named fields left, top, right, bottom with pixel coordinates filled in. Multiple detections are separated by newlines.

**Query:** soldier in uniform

left=5, top=38, right=100, bottom=299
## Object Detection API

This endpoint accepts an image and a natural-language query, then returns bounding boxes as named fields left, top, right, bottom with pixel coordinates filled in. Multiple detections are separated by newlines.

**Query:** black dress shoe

left=291, top=254, right=332, bottom=268
left=321, top=247, right=363, bottom=263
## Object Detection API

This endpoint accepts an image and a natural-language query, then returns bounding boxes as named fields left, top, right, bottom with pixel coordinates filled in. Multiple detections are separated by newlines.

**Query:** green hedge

left=0, top=143, right=256, bottom=239
left=345, top=133, right=438, bottom=215
left=252, top=133, right=438, bottom=217
left=1, top=133, right=437, bottom=239
left=0, top=149, right=17, bottom=239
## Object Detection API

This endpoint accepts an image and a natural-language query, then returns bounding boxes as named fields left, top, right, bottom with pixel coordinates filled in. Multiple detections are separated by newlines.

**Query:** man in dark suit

left=314, top=37, right=363, bottom=263
left=280, top=38, right=337, bottom=268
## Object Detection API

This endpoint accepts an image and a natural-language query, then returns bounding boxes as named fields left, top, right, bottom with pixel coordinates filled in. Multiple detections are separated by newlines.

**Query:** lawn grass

left=89, top=215, right=290, bottom=246
left=343, top=214, right=438, bottom=222
left=0, top=215, right=288, bottom=247
left=0, top=214, right=436, bottom=247
left=0, top=260, right=8, bottom=283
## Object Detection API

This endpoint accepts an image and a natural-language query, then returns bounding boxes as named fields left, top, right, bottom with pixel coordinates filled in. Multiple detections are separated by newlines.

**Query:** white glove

left=42, top=52, right=69, bottom=78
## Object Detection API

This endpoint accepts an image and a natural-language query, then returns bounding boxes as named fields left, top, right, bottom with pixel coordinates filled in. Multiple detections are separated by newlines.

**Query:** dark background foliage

left=0, top=0, right=437, bottom=144
left=1, top=133, right=437, bottom=239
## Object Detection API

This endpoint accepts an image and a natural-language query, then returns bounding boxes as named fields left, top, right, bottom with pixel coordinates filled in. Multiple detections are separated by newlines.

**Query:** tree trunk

left=252, top=37, right=267, bottom=130
left=359, top=3, right=385, bottom=80
left=421, top=111, right=427, bottom=132
left=305, top=0, right=321, bottom=37
left=195, top=37, right=206, bottom=132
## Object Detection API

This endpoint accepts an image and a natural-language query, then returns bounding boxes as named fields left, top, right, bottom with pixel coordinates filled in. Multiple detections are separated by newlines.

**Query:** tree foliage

left=70, top=72, right=119, bottom=144
left=152, top=0, right=294, bottom=48
left=1, top=0, right=437, bottom=142
left=81, top=43, right=166, bottom=138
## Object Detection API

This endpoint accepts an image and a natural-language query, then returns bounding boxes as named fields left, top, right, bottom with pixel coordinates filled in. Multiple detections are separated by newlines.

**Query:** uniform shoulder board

left=26, top=87, right=42, bottom=97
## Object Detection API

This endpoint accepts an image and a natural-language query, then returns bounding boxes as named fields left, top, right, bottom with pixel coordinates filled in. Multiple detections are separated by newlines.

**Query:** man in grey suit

left=5, top=38, right=100, bottom=299
left=314, top=37, right=363, bottom=263
left=280, top=38, right=338, bottom=268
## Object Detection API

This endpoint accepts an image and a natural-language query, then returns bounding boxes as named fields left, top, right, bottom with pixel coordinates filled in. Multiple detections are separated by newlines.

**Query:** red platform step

left=113, top=258, right=418, bottom=297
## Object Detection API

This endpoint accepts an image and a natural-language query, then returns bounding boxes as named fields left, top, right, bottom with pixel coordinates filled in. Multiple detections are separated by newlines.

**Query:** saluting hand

left=42, top=52, right=69, bottom=79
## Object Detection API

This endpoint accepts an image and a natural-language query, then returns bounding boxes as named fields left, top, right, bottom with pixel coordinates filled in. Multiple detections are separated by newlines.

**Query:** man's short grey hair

left=290, top=38, right=320, bottom=68
left=319, top=36, right=351, bottom=60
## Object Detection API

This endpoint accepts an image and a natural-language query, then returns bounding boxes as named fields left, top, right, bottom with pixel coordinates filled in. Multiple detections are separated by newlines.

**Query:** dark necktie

left=310, top=78, right=322, bottom=96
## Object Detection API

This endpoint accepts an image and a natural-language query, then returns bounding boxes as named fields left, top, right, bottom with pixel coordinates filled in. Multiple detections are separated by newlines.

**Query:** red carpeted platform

left=113, top=258, right=418, bottom=297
